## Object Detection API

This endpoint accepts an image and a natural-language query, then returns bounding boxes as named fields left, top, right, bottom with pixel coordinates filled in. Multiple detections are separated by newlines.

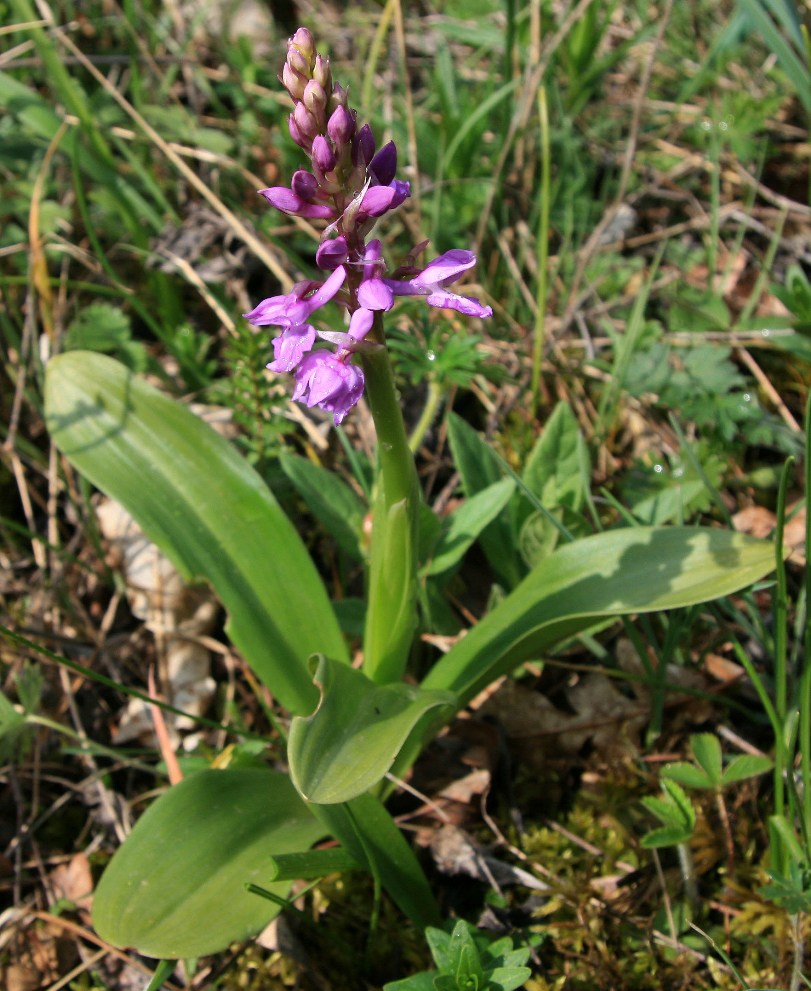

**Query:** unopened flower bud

left=282, top=62, right=307, bottom=102
left=287, top=48, right=310, bottom=79
left=313, top=54, right=331, bottom=90
left=327, top=105, right=355, bottom=148
left=328, top=82, right=349, bottom=114
left=303, top=78, right=328, bottom=122
left=294, top=101, right=319, bottom=141
left=289, top=27, right=315, bottom=64
left=311, top=135, right=337, bottom=174
left=316, top=235, right=348, bottom=270
left=369, top=141, right=397, bottom=186
left=288, top=113, right=310, bottom=151
left=291, top=169, right=319, bottom=199
left=354, top=124, right=376, bottom=167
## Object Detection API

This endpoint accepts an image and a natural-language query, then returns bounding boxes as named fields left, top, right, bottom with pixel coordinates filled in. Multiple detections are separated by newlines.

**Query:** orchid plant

left=43, top=28, right=778, bottom=969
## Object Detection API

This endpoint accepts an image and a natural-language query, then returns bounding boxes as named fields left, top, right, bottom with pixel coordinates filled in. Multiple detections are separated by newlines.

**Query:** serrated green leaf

left=721, top=754, right=773, bottom=786
left=690, top=733, right=724, bottom=788
left=45, top=352, right=348, bottom=716
left=92, top=768, right=325, bottom=959
left=661, top=762, right=714, bottom=791
left=289, top=655, right=455, bottom=803
left=640, top=824, right=694, bottom=849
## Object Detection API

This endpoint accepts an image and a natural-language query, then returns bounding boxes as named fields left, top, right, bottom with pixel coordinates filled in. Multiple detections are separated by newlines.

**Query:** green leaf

left=422, top=478, right=515, bottom=577
left=690, top=733, right=724, bottom=788
left=45, top=352, right=348, bottom=715
left=422, top=526, right=776, bottom=707
left=522, top=400, right=586, bottom=511
left=446, top=413, right=523, bottom=587
left=640, top=824, right=694, bottom=849
left=640, top=779, right=696, bottom=848
left=0, top=691, right=27, bottom=760
left=92, top=768, right=326, bottom=959
left=383, top=972, right=437, bottom=991
left=279, top=452, right=365, bottom=561
left=661, top=762, right=713, bottom=791
left=487, top=966, right=533, bottom=991
left=267, top=847, right=360, bottom=881
left=721, top=754, right=773, bottom=786
left=309, top=793, right=441, bottom=930
left=289, top=655, right=455, bottom=804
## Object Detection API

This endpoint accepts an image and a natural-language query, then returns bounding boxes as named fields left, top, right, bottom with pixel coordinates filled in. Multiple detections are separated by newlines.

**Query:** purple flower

left=292, top=351, right=365, bottom=425
left=244, top=265, right=346, bottom=328
left=359, top=249, right=492, bottom=318
left=259, top=185, right=336, bottom=220
left=266, top=324, right=317, bottom=373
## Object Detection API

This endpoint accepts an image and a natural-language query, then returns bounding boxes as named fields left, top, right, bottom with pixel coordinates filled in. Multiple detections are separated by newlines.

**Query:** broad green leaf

left=641, top=780, right=696, bottom=847
left=661, top=762, right=713, bottom=791
left=422, top=526, right=776, bottom=707
left=632, top=479, right=707, bottom=525
left=446, top=413, right=523, bottom=587
left=690, top=732, right=724, bottom=788
left=92, top=768, right=325, bottom=959
left=309, top=793, right=441, bottom=930
left=721, top=754, right=773, bottom=786
left=422, top=478, right=516, bottom=577
left=289, top=655, right=455, bottom=803
left=279, top=452, right=365, bottom=561
left=45, top=352, right=348, bottom=715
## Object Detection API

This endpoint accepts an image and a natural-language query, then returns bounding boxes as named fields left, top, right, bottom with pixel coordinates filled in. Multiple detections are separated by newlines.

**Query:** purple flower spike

left=292, top=352, right=365, bottom=425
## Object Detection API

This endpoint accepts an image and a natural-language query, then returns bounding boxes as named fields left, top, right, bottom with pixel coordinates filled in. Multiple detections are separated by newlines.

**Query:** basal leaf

left=289, top=654, right=455, bottom=803
left=422, top=526, right=775, bottom=707
left=45, top=351, right=348, bottom=715
left=92, top=768, right=325, bottom=959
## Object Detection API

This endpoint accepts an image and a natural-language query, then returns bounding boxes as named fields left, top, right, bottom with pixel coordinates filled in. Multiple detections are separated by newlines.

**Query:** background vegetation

left=2, top=0, right=810, bottom=988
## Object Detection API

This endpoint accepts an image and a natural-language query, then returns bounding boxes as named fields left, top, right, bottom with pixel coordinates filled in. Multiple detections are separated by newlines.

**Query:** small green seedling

left=661, top=732, right=772, bottom=877
left=641, top=778, right=697, bottom=850
left=384, top=920, right=532, bottom=991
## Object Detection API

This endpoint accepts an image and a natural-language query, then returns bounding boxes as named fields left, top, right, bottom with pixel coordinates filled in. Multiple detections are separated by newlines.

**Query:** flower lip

left=292, top=351, right=365, bottom=425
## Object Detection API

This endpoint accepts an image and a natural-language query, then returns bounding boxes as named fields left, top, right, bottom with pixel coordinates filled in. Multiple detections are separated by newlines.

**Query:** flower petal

left=267, top=324, right=317, bottom=372
left=425, top=288, right=493, bottom=318
left=411, top=249, right=476, bottom=288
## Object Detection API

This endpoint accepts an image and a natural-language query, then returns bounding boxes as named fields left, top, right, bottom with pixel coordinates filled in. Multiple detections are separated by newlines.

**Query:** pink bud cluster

left=245, top=27, right=492, bottom=425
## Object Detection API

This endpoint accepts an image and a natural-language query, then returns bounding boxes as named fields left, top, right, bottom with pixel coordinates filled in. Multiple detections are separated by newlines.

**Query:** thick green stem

left=359, top=319, right=420, bottom=684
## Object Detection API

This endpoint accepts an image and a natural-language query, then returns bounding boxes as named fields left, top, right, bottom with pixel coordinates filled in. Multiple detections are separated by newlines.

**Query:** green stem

left=359, top=320, right=420, bottom=684
left=409, top=379, right=443, bottom=453
left=531, top=85, right=551, bottom=415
